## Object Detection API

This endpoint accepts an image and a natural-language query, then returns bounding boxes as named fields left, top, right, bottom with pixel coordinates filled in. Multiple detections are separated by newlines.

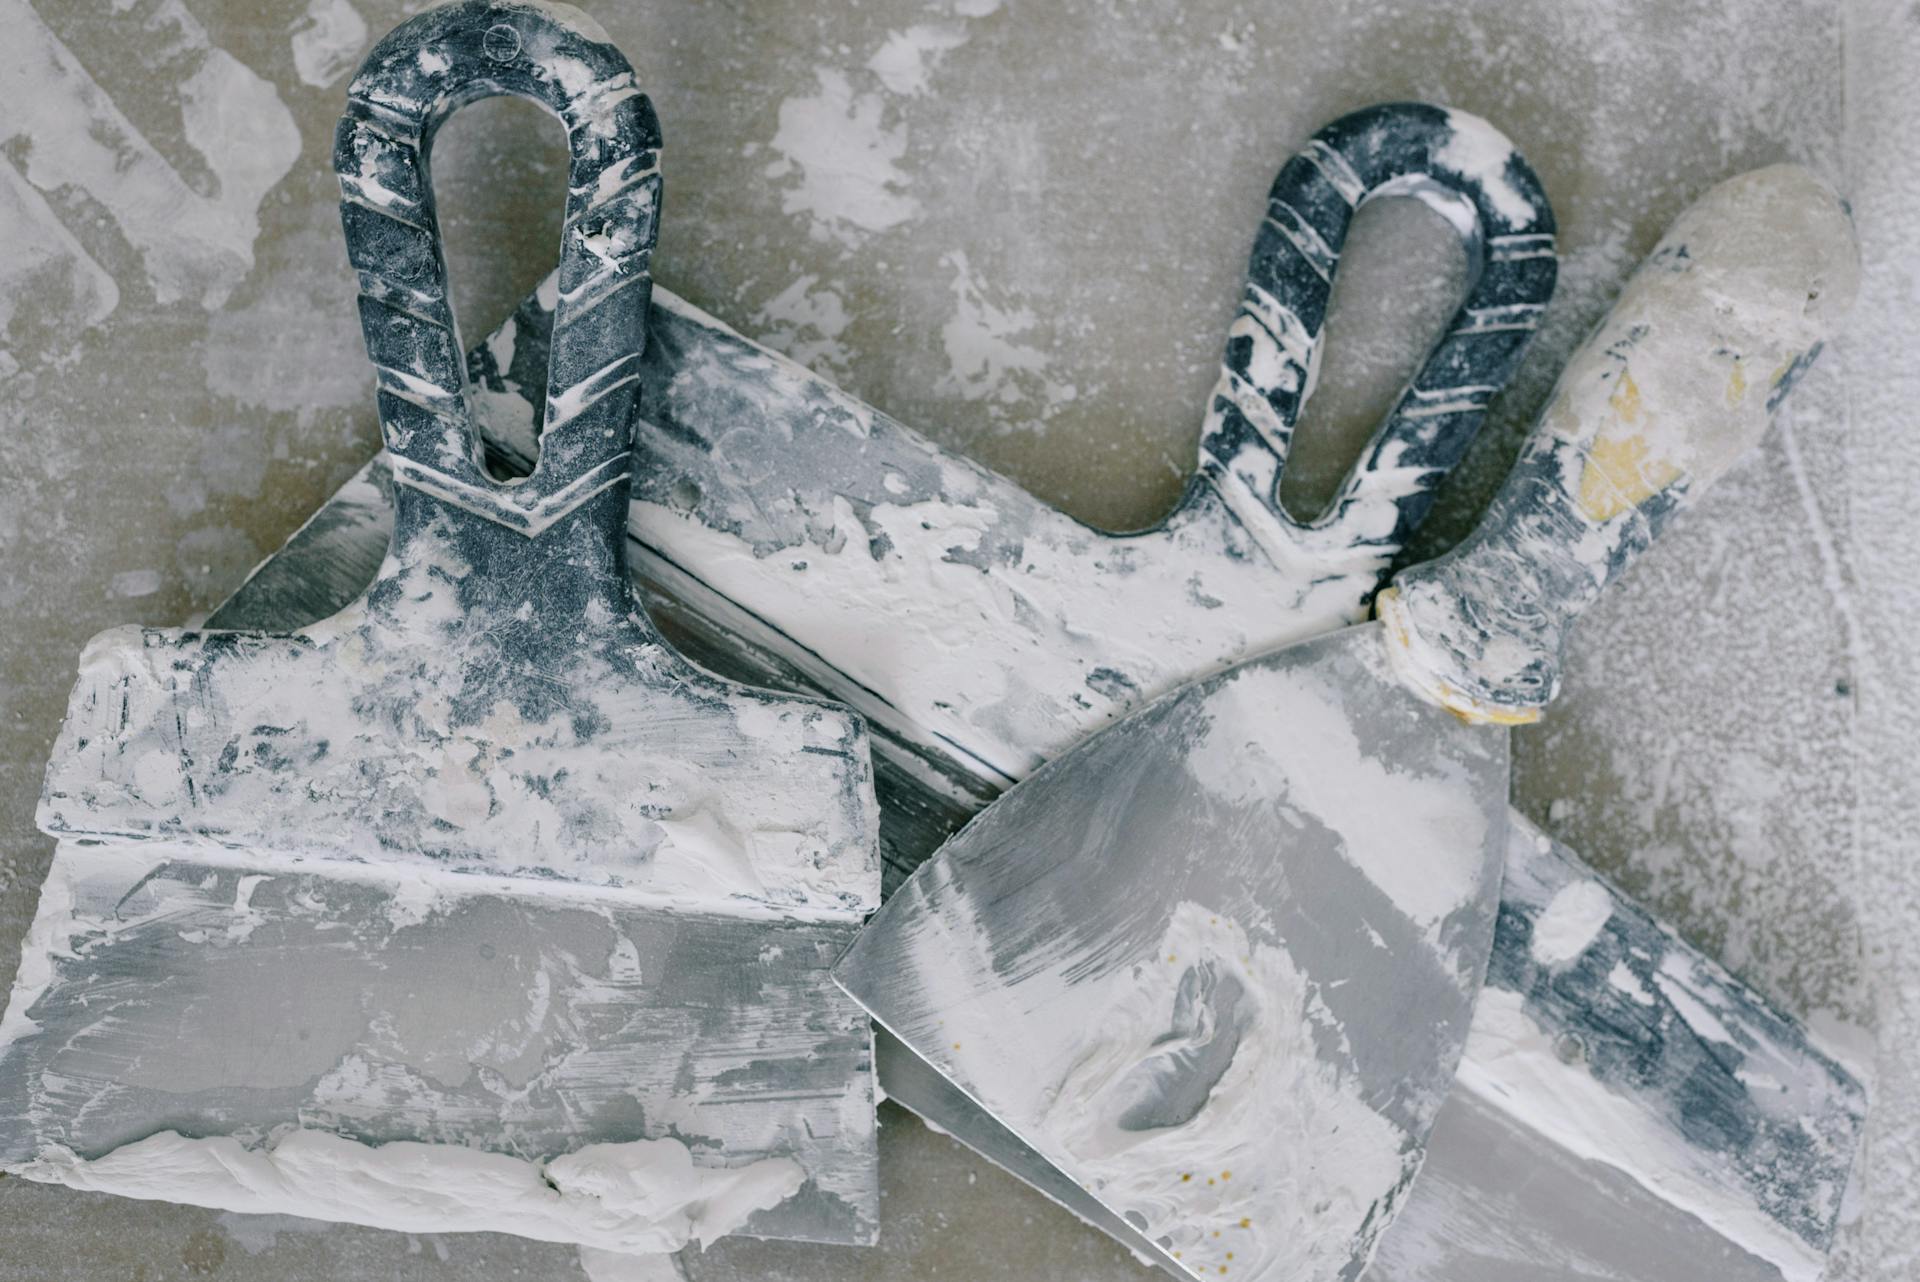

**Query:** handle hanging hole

left=1280, top=196, right=1468, bottom=525
left=427, top=95, right=569, bottom=480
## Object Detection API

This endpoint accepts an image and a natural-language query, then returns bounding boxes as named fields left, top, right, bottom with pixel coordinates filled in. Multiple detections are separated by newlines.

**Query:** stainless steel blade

left=837, top=623, right=1509, bottom=1282
left=0, top=843, right=877, bottom=1247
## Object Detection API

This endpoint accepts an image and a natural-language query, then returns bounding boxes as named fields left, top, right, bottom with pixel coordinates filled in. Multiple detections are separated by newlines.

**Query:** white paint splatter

left=1529, top=879, right=1614, bottom=965
left=752, top=275, right=853, bottom=374
left=0, top=2, right=302, bottom=310
left=765, top=69, right=920, bottom=246
left=1433, top=109, right=1537, bottom=228
left=1655, top=953, right=1739, bottom=1046
left=1609, top=959, right=1656, bottom=1005
left=577, top=1246, right=686, bottom=1282
left=936, top=250, right=1077, bottom=416
left=109, top=569, right=164, bottom=599
left=290, top=0, right=368, bottom=89
left=0, top=160, right=119, bottom=341
left=866, top=23, right=970, bottom=97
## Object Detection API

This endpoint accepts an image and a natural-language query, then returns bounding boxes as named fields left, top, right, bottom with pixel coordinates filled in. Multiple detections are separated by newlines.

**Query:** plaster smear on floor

left=0, top=0, right=300, bottom=313
left=764, top=69, right=920, bottom=247
left=290, top=0, right=368, bottom=89
left=20, top=1128, right=800, bottom=1254
left=578, top=1245, right=687, bottom=1282
left=936, top=251, right=1077, bottom=418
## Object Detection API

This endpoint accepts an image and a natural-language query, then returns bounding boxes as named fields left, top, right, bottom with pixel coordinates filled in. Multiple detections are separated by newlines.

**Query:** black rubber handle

left=1199, top=102, right=1557, bottom=568
left=335, top=0, right=661, bottom=539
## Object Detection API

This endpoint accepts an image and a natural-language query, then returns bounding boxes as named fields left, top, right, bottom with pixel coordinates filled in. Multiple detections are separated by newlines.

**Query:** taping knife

left=833, top=163, right=1859, bottom=1282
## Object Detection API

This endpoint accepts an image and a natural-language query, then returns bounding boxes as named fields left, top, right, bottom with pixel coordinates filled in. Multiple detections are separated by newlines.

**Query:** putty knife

left=204, top=108, right=1864, bottom=1275
left=0, top=0, right=881, bottom=1251
left=833, top=162, right=1859, bottom=1282
left=1369, top=814, right=1866, bottom=1282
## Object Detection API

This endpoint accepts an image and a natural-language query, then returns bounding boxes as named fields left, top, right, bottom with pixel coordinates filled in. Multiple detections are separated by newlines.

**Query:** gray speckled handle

left=1199, top=102, right=1557, bottom=558
left=1378, top=165, right=1861, bottom=724
left=335, top=0, right=660, bottom=542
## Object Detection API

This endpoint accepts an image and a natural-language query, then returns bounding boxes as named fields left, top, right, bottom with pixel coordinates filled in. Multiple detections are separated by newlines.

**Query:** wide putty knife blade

left=0, top=0, right=881, bottom=1252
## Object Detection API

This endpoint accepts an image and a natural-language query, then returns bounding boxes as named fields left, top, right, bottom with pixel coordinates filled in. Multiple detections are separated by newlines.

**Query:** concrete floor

left=1, top=0, right=1914, bottom=1277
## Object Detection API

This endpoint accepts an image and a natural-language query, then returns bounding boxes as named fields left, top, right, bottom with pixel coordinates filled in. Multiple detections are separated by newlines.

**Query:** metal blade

left=0, top=841, right=877, bottom=1249
left=836, top=622, right=1508, bottom=1282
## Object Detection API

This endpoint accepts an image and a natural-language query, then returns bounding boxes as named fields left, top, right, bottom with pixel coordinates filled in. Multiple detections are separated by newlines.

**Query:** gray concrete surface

left=1, top=0, right=1911, bottom=1277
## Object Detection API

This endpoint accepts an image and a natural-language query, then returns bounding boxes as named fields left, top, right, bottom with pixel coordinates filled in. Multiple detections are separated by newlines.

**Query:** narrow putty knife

left=0, top=1, right=882, bottom=1251
left=205, top=110, right=1866, bottom=1276
left=833, top=162, right=1859, bottom=1282
left=1369, top=814, right=1866, bottom=1282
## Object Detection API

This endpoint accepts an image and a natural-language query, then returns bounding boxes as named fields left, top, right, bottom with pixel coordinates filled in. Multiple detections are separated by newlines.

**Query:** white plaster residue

left=1, top=1, right=301, bottom=309
left=630, top=477, right=1370, bottom=785
left=108, top=569, right=163, bottom=599
left=290, top=0, right=368, bottom=88
left=38, top=524, right=879, bottom=919
left=0, top=161, right=119, bottom=341
left=765, top=69, right=919, bottom=246
left=578, top=1247, right=686, bottom=1281
left=619, top=289, right=1433, bottom=790
left=936, top=251, right=1078, bottom=417
left=1529, top=879, right=1614, bottom=965
left=1654, top=952, right=1738, bottom=1046
left=1189, top=658, right=1491, bottom=933
left=908, top=898, right=1408, bottom=1281
left=866, top=23, right=970, bottom=97
left=1610, top=959, right=1656, bottom=1005
left=752, top=275, right=853, bottom=374
left=20, top=1128, right=803, bottom=1254
left=1458, top=987, right=1823, bottom=1280
left=1432, top=110, right=1535, bottom=229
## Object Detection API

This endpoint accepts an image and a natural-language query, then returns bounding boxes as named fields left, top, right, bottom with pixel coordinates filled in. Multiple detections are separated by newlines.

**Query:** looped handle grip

left=335, top=0, right=661, bottom=538
left=1199, top=103, right=1556, bottom=569
left=1378, top=164, right=1860, bottom=724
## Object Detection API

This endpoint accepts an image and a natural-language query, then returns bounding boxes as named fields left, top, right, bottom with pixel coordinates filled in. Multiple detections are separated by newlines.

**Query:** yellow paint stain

left=1576, top=377, right=1683, bottom=521
left=952, top=1042, right=961, bottom=1050
left=1239, top=1218, right=1251, bottom=1229
left=1168, top=953, right=1178, bottom=962
left=1221, top=1170, right=1231, bottom=1180
left=1726, top=358, right=1747, bottom=407
left=1578, top=432, right=1682, bottom=520
left=1442, top=693, right=1543, bottom=727
left=1611, top=368, right=1643, bottom=422
left=1181, top=1172, right=1192, bottom=1182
